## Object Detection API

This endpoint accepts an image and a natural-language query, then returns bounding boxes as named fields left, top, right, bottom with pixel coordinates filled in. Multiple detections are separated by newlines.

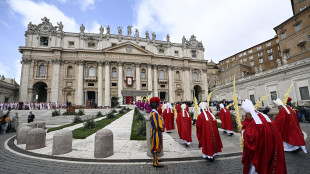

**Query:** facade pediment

left=103, top=41, right=153, bottom=56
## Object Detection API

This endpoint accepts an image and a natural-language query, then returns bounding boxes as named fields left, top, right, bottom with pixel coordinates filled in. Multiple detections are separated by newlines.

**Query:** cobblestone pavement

left=0, top=123, right=309, bottom=174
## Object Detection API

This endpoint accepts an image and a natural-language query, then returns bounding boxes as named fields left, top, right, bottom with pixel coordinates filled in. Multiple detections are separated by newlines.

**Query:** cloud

left=7, top=0, right=80, bottom=32
left=133, top=0, right=292, bottom=62
left=0, top=62, right=10, bottom=77
left=78, top=0, right=95, bottom=12
left=58, top=0, right=67, bottom=3
left=86, top=20, right=101, bottom=33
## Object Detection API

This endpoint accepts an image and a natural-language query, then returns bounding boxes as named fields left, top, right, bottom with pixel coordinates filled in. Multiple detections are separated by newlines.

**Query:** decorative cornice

left=21, top=58, right=32, bottom=64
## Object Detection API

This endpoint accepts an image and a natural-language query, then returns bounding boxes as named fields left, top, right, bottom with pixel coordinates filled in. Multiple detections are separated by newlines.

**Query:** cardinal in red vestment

left=240, top=99, right=287, bottom=174
left=176, top=104, right=192, bottom=147
left=273, top=98, right=307, bottom=153
left=219, top=103, right=234, bottom=136
left=175, top=103, right=181, bottom=114
left=196, top=102, right=223, bottom=161
left=163, top=103, right=175, bottom=133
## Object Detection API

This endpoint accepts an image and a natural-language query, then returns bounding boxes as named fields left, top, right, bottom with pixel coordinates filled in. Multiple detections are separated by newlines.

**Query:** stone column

left=168, top=66, right=174, bottom=102
left=104, top=61, right=110, bottom=106
left=19, top=59, right=32, bottom=102
left=76, top=60, right=84, bottom=105
left=118, top=62, right=123, bottom=104
left=202, top=69, right=209, bottom=100
left=136, top=63, right=141, bottom=101
left=153, top=64, right=158, bottom=97
left=147, top=64, right=153, bottom=96
left=183, top=67, right=191, bottom=101
left=51, top=59, right=61, bottom=102
left=97, top=61, right=103, bottom=106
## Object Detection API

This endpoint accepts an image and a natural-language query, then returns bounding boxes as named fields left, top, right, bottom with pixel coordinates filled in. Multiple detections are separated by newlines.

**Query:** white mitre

left=199, top=102, right=206, bottom=110
left=273, top=98, right=290, bottom=114
left=219, top=103, right=224, bottom=109
left=242, top=99, right=262, bottom=124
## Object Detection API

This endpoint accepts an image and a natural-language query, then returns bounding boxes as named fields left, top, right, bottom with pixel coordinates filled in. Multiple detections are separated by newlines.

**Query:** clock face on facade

left=41, top=25, right=49, bottom=32
left=191, top=41, right=197, bottom=47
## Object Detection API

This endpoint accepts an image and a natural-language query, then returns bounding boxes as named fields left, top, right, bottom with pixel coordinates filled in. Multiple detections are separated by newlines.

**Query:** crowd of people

left=137, top=96, right=307, bottom=173
left=0, top=102, right=68, bottom=110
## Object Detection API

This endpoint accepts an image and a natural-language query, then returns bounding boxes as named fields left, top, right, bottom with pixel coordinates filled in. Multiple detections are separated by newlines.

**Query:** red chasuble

left=242, top=113, right=287, bottom=174
left=157, top=104, right=163, bottom=116
left=163, top=108, right=175, bottom=131
left=196, top=110, right=223, bottom=157
left=242, top=117, right=251, bottom=129
left=275, top=107, right=306, bottom=146
left=175, top=104, right=181, bottom=114
left=219, top=108, right=234, bottom=131
left=176, top=110, right=192, bottom=142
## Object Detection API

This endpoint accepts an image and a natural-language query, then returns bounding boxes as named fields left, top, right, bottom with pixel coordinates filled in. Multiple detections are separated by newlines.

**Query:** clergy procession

left=135, top=80, right=307, bottom=173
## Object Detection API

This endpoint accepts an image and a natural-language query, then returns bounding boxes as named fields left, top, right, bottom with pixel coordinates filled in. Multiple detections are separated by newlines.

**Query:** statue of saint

left=117, top=26, right=122, bottom=35
left=135, top=29, right=139, bottom=38
left=106, top=25, right=110, bottom=34
left=27, top=22, right=34, bottom=31
left=80, top=24, right=85, bottom=33
left=166, top=34, right=170, bottom=42
left=182, top=36, right=186, bottom=44
left=127, top=25, right=132, bottom=36
left=57, top=22, right=63, bottom=31
left=99, top=25, right=104, bottom=34
left=145, top=31, right=150, bottom=39
left=152, top=32, right=156, bottom=41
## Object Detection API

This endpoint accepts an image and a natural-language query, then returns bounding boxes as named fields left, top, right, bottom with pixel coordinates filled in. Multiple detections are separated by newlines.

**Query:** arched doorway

left=193, top=85, right=202, bottom=101
left=33, top=82, right=47, bottom=102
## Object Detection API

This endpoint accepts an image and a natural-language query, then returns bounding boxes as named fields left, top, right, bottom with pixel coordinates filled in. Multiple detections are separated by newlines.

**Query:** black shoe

left=229, top=133, right=234, bottom=136
left=153, top=165, right=164, bottom=168
left=185, top=144, right=189, bottom=148
left=223, top=131, right=227, bottom=133
left=292, top=147, right=302, bottom=154
left=207, top=158, right=214, bottom=162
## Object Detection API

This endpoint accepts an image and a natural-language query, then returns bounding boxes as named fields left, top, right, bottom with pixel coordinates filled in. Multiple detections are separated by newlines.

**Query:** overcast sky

left=0, top=0, right=293, bottom=84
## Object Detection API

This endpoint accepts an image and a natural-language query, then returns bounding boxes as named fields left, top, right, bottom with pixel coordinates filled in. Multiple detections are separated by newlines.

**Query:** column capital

left=135, top=62, right=141, bottom=67
left=153, top=64, right=158, bottom=69
left=75, top=60, right=84, bottom=65
left=147, top=63, right=152, bottom=67
left=51, top=59, right=63, bottom=64
left=168, top=65, right=174, bottom=70
left=183, top=66, right=190, bottom=71
left=117, top=61, right=123, bottom=66
left=104, top=60, right=110, bottom=65
left=97, top=61, right=104, bottom=66
left=21, top=58, right=32, bottom=64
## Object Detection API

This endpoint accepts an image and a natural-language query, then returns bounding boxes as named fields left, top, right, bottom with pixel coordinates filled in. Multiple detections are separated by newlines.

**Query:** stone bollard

left=145, top=111, right=164, bottom=157
left=27, top=122, right=38, bottom=128
left=94, top=129, right=113, bottom=158
left=36, top=121, right=46, bottom=129
left=16, top=123, right=30, bottom=138
left=26, top=128, right=46, bottom=150
left=11, top=114, right=19, bottom=131
left=17, top=126, right=32, bottom=144
left=52, top=129, right=72, bottom=155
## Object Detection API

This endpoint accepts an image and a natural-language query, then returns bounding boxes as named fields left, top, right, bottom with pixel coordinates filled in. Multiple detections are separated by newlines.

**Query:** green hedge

left=130, top=107, right=146, bottom=140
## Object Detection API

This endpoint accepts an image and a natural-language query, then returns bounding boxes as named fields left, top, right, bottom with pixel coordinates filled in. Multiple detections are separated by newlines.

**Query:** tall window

left=193, top=72, right=198, bottom=82
left=300, top=86, right=310, bottom=100
left=268, top=55, right=274, bottom=61
left=191, top=50, right=197, bottom=58
left=40, top=37, right=48, bottom=46
left=112, top=67, right=117, bottom=78
left=259, top=58, right=264, bottom=63
left=126, top=68, right=132, bottom=77
left=250, top=94, right=255, bottom=104
left=284, top=50, right=290, bottom=59
left=281, top=32, right=286, bottom=39
left=67, top=66, right=73, bottom=78
left=39, top=65, right=46, bottom=76
left=176, top=71, right=180, bottom=81
left=89, top=67, right=95, bottom=77
left=270, top=91, right=277, bottom=100
left=141, top=69, right=146, bottom=79
left=160, top=70, right=165, bottom=79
